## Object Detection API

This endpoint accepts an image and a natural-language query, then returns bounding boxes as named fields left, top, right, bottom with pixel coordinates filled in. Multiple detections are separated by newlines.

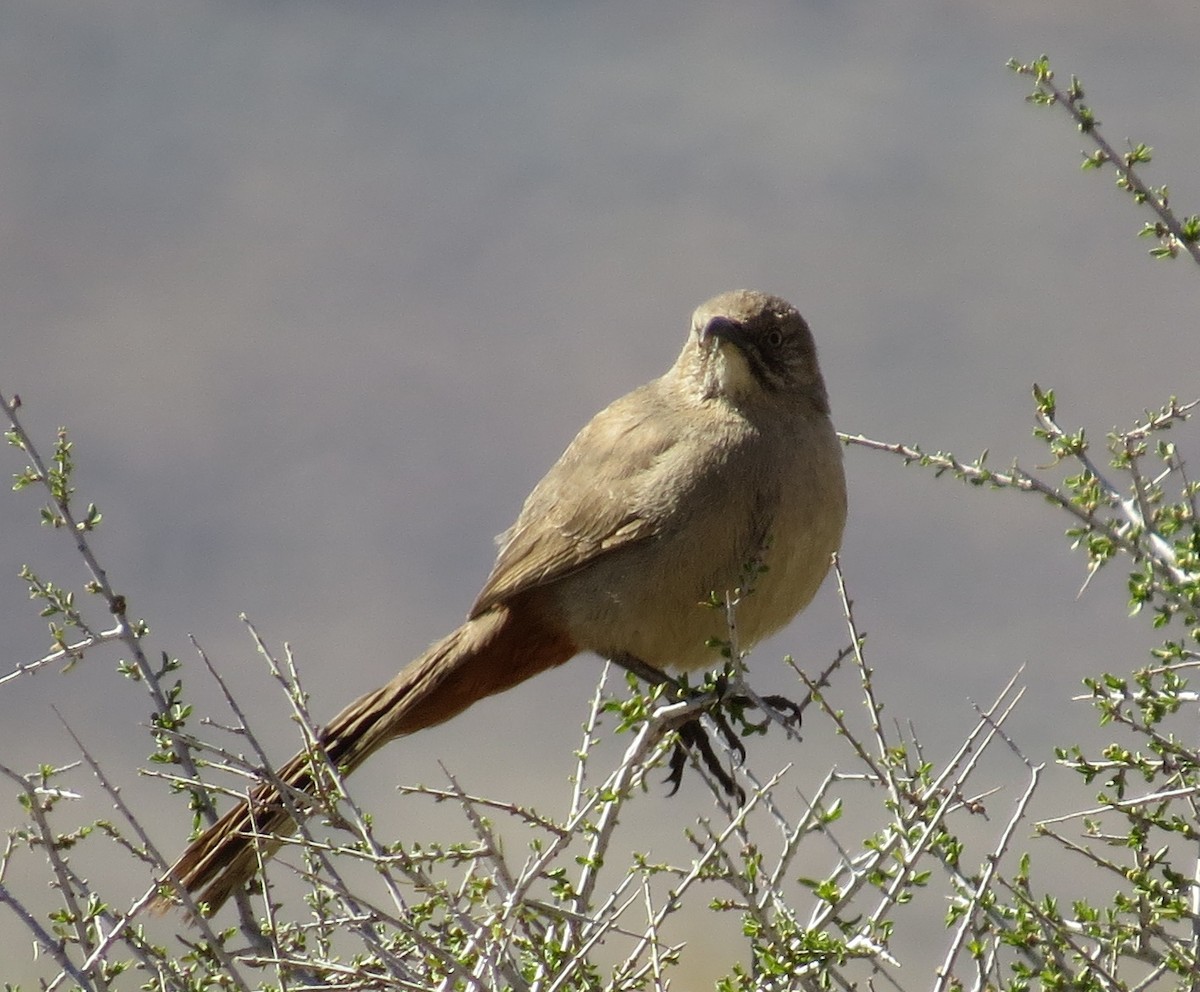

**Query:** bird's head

left=684, top=289, right=829, bottom=414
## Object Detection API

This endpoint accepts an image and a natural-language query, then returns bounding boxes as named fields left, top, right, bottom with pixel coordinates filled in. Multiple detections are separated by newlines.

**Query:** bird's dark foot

left=665, top=676, right=805, bottom=805
left=758, top=693, right=805, bottom=725
left=666, top=705, right=747, bottom=804
left=608, top=653, right=804, bottom=805
left=724, top=691, right=805, bottom=735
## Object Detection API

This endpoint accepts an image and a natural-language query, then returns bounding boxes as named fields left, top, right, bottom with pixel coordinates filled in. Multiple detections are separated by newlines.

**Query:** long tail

left=155, top=599, right=575, bottom=914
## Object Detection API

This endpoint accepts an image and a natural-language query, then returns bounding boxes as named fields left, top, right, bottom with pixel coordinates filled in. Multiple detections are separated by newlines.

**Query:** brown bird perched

left=156, top=289, right=847, bottom=914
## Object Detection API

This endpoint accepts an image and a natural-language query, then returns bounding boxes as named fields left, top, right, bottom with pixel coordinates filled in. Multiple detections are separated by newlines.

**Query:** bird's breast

left=548, top=411, right=846, bottom=672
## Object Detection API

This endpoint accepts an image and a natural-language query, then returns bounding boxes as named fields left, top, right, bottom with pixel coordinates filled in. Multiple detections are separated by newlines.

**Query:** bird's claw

left=663, top=683, right=804, bottom=805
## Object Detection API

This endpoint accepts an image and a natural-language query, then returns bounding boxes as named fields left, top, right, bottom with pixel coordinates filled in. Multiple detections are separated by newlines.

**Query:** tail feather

left=155, top=601, right=574, bottom=914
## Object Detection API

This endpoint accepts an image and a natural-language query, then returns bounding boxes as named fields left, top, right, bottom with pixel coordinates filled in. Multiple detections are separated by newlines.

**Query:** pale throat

left=701, top=342, right=760, bottom=402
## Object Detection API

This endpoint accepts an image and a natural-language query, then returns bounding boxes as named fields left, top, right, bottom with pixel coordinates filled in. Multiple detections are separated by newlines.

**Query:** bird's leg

left=607, top=653, right=807, bottom=805
left=668, top=718, right=746, bottom=805
left=720, top=661, right=806, bottom=739
left=607, top=653, right=678, bottom=690
left=752, top=693, right=805, bottom=725
left=607, top=653, right=747, bottom=802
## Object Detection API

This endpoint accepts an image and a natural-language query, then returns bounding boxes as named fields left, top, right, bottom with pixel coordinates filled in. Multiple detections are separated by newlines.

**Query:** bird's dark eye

left=766, top=329, right=784, bottom=348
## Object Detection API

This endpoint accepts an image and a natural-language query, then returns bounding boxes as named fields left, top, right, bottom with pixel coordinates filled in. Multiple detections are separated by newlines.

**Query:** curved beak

left=698, top=315, right=748, bottom=353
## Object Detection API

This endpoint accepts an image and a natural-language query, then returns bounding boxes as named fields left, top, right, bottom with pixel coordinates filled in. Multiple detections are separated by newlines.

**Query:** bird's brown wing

left=471, top=382, right=683, bottom=617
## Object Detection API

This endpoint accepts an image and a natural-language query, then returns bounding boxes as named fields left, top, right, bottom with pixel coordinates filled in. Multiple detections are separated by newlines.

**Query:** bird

left=155, top=289, right=847, bottom=914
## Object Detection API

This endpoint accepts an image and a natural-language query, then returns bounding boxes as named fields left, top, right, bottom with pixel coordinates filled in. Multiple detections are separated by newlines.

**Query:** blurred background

left=2, top=1, right=1199, bottom=985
